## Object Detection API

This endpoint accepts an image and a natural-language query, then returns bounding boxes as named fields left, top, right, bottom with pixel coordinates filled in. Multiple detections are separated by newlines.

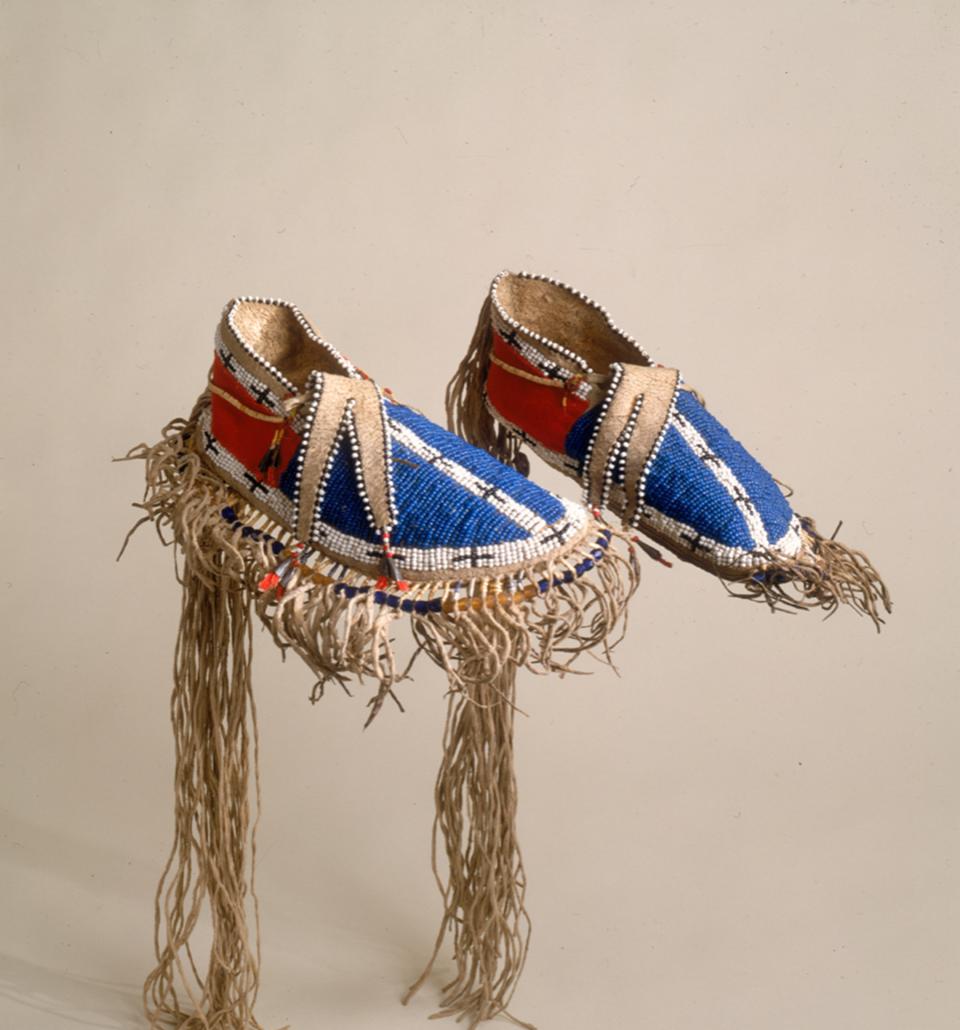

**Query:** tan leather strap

left=296, top=373, right=395, bottom=543
left=583, top=364, right=680, bottom=525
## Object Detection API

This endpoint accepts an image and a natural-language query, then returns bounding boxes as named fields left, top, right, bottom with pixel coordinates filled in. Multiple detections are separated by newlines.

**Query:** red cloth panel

left=485, top=331, right=588, bottom=453
left=209, top=355, right=301, bottom=481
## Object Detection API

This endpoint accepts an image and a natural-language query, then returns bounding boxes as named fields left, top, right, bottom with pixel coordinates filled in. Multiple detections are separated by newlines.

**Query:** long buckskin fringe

left=402, top=664, right=532, bottom=1030
left=446, top=294, right=529, bottom=475
left=120, top=401, right=638, bottom=1030
left=143, top=550, right=264, bottom=1030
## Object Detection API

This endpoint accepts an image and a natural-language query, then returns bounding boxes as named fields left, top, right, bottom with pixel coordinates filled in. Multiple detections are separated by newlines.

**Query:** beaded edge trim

left=292, top=369, right=322, bottom=537
left=489, top=269, right=654, bottom=376
left=578, top=362, right=683, bottom=523
left=224, top=296, right=359, bottom=394
left=582, top=361, right=625, bottom=505
left=219, top=504, right=616, bottom=614
left=632, top=377, right=680, bottom=525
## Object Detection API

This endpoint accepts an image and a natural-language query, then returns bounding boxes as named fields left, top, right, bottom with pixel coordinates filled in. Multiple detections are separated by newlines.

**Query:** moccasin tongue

left=295, top=371, right=396, bottom=544
left=583, top=362, right=681, bottom=524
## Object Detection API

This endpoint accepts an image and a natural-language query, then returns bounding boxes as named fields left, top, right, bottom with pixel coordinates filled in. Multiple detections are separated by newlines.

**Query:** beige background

left=1, top=1, right=957, bottom=1028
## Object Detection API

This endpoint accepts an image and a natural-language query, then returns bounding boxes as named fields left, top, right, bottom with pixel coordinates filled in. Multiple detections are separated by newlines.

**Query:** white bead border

left=225, top=296, right=358, bottom=394
left=489, top=269, right=654, bottom=376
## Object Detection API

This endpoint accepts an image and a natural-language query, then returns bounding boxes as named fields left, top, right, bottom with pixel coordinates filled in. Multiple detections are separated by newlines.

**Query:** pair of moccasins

left=128, top=269, right=891, bottom=1030
left=196, top=270, right=889, bottom=627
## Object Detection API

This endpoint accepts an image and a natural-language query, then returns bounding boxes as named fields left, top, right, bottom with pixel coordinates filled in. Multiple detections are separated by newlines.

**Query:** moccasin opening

left=231, top=299, right=346, bottom=387
left=495, top=272, right=645, bottom=371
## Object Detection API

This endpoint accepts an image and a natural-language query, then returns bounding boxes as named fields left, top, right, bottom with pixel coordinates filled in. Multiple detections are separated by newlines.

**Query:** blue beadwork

left=644, top=425, right=754, bottom=549
left=565, top=407, right=600, bottom=468
left=673, top=391, right=793, bottom=545
left=278, top=398, right=568, bottom=552
left=388, top=402, right=566, bottom=525
left=565, top=394, right=796, bottom=552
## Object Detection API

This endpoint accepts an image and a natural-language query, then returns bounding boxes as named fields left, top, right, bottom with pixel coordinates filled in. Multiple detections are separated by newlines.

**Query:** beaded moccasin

left=195, top=296, right=613, bottom=589
left=448, top=270, right=891, bottom=628
left=123, top=296, right=639, bottom=1030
